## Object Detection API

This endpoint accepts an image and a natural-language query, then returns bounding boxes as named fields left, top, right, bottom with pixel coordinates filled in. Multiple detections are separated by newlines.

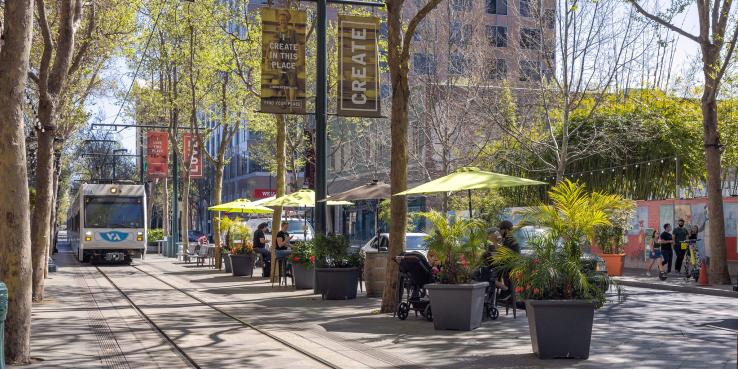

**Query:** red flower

left=532, top=259, right=540, bottom=265
left=309, top=255, right=315, bottom=263
left=533, top=287, right=541, bottom=295
left=515, top=286, right=524, bottom=294
left=293, top=256, right=299, bottom=262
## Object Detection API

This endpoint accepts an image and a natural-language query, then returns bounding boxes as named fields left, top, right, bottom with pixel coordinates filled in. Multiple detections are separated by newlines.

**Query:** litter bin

left=0, top=282, right=7, bottom=369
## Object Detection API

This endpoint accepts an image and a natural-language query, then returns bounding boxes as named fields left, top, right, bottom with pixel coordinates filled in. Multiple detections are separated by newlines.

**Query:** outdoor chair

left=195, top=245, right=209, bottom=267
left=184, top=245, right=199, bottom=264
left=175, top=242, right=187, bottom=262
left=272, top=256, right=293, bottom=287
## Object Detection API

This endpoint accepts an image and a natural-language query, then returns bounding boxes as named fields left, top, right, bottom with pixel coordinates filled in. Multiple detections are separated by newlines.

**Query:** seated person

left=496, top=220, right=520, bottom=300
left=275, top=221, right=293, bottom=274
left=253, top=223, right=271, bottom=276
left=370, top=230, right=389, bottom=251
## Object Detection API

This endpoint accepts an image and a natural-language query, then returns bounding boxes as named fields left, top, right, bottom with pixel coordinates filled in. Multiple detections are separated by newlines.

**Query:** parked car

left=360, top=232, right=430, bottom=258
left=243, top=218, right=315, bottom=245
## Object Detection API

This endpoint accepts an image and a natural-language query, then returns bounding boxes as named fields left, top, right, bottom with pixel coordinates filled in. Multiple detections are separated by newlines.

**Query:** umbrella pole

left=467, top=189, right=473, bottom=219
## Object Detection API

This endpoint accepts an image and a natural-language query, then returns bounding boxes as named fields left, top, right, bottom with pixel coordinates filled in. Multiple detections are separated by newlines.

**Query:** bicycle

left=679, top=239, right=702, bottom=282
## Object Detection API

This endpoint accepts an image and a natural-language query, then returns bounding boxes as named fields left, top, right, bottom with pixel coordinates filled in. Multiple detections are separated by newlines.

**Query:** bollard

left=0, top=282, right=7, bottom=369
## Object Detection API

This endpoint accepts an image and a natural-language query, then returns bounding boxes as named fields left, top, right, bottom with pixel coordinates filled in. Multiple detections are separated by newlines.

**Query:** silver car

left=360, top=232, right=430, bottom=258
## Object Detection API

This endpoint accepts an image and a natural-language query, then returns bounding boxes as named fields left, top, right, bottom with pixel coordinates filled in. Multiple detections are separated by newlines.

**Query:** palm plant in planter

left=594, top=197, right=635, bottom=276
left=314, top=234, right=364, bottom=300
left=228, top=222, right=255, bottom=277
left=493, top=180, right=614, bottom=359
left=422, top=211, right=488, bottom=331
left=290, top=240, right=316, bottom=289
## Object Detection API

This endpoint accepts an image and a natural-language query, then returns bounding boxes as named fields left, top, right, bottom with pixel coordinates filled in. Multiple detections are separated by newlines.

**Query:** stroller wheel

left=397, top=302, right=410, bottom=320
left=659, top=272, right=668, bottom=281
left=487, top=306, right=499, bottom=320
left=424, top=305, right=433, bottom=322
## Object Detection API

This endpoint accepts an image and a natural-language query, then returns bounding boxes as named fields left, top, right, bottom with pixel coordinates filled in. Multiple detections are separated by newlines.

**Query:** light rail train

left=67, top=183, right=147, bottom=264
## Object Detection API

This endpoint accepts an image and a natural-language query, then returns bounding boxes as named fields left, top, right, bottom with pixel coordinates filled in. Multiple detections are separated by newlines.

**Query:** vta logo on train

left=101, top=231, right=128, bottom=242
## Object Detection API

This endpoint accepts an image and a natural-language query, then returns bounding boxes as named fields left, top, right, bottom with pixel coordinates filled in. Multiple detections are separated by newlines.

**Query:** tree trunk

left=702, top=92, right=731, bottom=284
left=381, top=1, right=409, bottom=314
left=213, top=165, right=224, bottom=269
left=46, top=159, right=61, bottom=279
left=271, top=114, right=287, bottom=282
left=31, top=129, right=55, bottom=302
left=0, top=0, right=35, bottom=361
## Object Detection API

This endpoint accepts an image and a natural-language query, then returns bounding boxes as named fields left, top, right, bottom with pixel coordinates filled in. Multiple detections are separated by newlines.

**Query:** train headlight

left=84, top=231, right=92, bottom=241
left=137, top=231, right=144, bottom=241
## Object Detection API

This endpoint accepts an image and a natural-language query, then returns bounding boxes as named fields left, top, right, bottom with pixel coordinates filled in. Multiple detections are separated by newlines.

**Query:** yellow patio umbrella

left=260, top=189, right=353, bottom=238
left=260, top=189, right=353, bottom=207
left=208, top=198, right=274, bottom=214
left=394, top=167, right=545, bottom=216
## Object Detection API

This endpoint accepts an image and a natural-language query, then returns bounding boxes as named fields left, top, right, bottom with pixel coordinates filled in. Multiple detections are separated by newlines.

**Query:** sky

left=95, top=2, right=704, bottom=154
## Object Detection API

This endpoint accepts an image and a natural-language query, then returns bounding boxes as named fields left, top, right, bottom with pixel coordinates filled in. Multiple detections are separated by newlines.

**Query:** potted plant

left=217, top=217, right=235, bottom=273
left=594, top=197, right=635, bottom=277
left=422, top=211, right=488, bottom=331
left=493, top=180, right=613, bottom=359
left=290, top=240, right=316, bottom=289
left=229, top=222, right=255, bottom=277
left=314, top=233, right=364, bottom=300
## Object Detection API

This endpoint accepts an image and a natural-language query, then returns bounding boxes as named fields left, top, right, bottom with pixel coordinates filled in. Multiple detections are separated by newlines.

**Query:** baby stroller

left=394, top=252, right=436, bottom=321
left=474, top=266, right=500, bottom=320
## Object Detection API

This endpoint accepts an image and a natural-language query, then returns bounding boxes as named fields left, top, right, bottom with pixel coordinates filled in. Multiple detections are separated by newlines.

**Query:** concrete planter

left=223, top=254, right=232, bottom=274
left=230, top=254, right=255, bottom=277
left=526, top=300, right=595, bottom=359
left=315, top=267, right=359, bottom=300
left=600, top=253, right=625, bottom=276
left=292, top=262, right=314, bottom=290
left=426, top=282, right=488, bottom=331
left=364, top=252, right=387, bottom=297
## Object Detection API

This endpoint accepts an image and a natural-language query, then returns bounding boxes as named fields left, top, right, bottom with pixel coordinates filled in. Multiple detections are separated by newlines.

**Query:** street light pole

left=314, top=0, right=328, bottom=236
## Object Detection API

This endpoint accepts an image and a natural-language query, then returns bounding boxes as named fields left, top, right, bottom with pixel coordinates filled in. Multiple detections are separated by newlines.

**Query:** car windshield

left=406, top=235, right=427, bottom=250
left=513, top=226, right=550, bottom=250
left=84, top=196, right=144, bottom=228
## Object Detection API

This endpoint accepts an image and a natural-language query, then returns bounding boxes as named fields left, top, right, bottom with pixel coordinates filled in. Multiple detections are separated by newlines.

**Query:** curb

left=614, top=278, right=738, bottom=299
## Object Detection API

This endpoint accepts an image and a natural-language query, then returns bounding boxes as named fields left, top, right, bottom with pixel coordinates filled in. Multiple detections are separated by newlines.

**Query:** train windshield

left=84, top=196, right=144, bottom=228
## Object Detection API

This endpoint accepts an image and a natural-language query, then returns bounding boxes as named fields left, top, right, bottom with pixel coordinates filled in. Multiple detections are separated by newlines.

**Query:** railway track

left=94, top=264, right=337, bottom=369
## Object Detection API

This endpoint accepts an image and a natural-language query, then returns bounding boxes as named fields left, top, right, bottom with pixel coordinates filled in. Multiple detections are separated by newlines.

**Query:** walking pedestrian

left=645, top=229, right=663, bottom=276
left=673, top=219, right=689, bottom=272
left=659, top=223, right=675, bottom=274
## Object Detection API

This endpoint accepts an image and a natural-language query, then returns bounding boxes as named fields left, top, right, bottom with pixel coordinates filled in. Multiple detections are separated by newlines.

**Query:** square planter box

left=230, top=254, right=256, bottom=277
left=599, top=253, right=625, bottom=276
left=315, top=267, right=359, bottom=300
left=526, top=300, right=595, bottom=359
left=426, top=282, right=488, bottom=331
left=292, top=262, right=315, bottom=289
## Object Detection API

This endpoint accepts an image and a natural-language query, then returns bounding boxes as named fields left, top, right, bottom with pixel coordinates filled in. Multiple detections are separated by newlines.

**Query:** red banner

left=183, top=133, right=204, bottom=179
left=146, top=131, right=168, bottom=178
left=254, top=189, right=276, bottom=199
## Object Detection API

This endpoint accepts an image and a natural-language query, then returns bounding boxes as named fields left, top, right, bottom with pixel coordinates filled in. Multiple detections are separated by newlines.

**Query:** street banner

left=260, top=8, right=307, bottom=114
left=146, top=131, right=168, bottom=178
left=183, top=133, right=204, bottom=179
left=338, top=15, right=381, bottom=117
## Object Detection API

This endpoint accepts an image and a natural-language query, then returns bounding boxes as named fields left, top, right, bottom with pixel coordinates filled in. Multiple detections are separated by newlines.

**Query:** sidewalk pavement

left=11, top=251, right=737, bottom=369
left=131, top=255, right=736, bottom=369
left=613, top=268, right=738, bottom=298
left=9, top=251, right=191, bottom=369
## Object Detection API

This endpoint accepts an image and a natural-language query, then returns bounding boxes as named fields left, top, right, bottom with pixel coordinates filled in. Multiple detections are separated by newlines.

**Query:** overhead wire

left=110, top=0, right=169, bottom=133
